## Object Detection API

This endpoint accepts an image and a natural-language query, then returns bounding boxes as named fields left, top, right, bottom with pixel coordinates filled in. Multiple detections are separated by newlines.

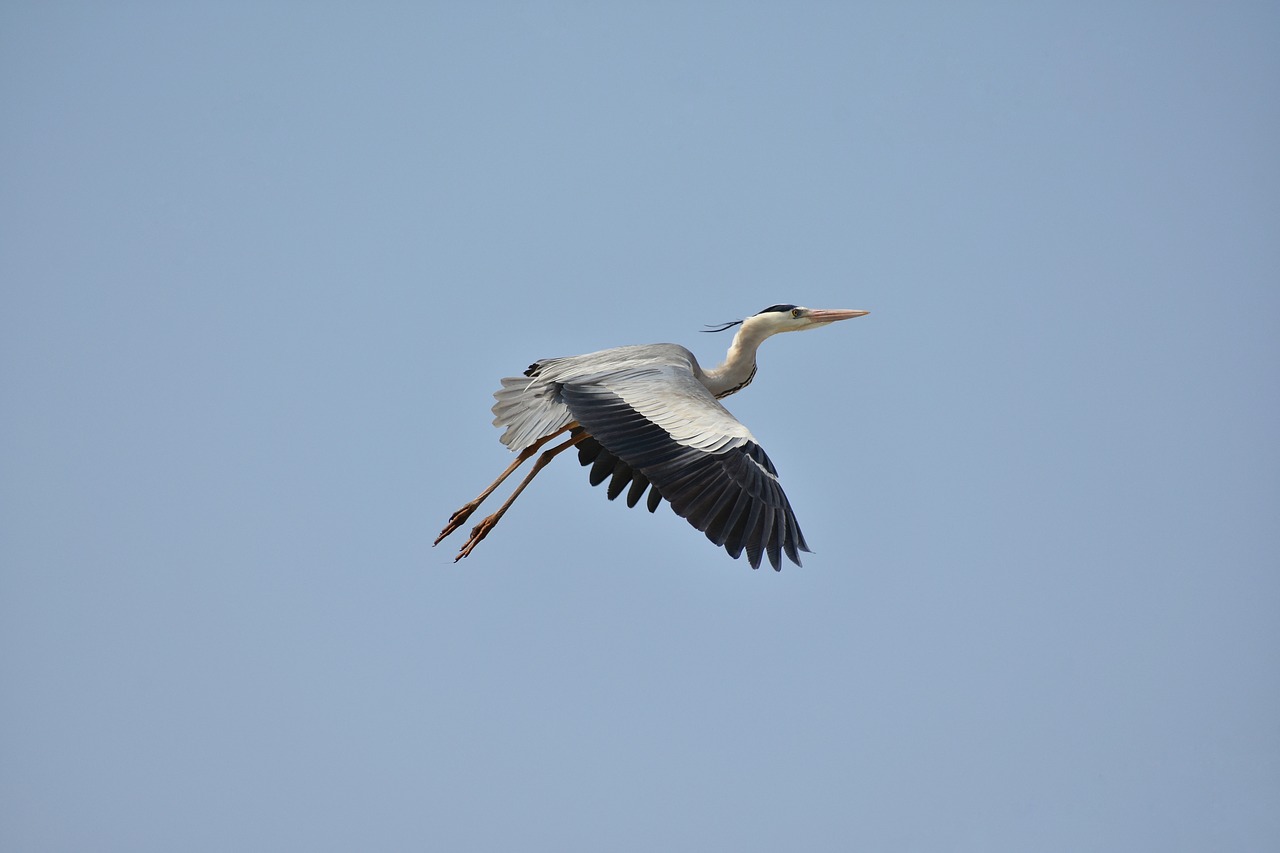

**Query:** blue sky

left=2, top=3, right=1277, bottom=851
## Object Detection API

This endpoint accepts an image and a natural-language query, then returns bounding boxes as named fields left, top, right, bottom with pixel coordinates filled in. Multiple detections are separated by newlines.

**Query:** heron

left=435, top=304, right=870, bottom=570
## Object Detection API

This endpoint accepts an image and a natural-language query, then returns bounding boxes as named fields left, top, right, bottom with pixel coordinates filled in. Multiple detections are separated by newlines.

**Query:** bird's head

left=704, top=304, right=870, bottom=337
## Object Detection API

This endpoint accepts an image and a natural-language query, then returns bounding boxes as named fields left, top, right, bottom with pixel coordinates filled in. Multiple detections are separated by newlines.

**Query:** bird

left=434, top=304, right=870, bottom=570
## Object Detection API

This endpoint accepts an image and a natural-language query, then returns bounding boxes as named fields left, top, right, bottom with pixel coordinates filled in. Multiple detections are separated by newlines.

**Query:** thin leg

left=434, top=423, right=577, bottom=546
left=454, top=431, right=588, bottom=561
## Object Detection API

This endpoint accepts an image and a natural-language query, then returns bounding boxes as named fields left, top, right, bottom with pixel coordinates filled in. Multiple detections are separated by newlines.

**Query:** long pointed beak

left=807, top=308, right=869, bottom=323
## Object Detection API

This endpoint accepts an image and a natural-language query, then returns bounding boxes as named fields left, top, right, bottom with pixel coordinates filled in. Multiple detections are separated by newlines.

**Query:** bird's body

left=435, top=304, right=869, bottom=570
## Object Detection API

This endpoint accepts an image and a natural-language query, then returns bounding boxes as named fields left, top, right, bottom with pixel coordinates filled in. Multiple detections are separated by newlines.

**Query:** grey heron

left=435, top=304, right=869, bottom=570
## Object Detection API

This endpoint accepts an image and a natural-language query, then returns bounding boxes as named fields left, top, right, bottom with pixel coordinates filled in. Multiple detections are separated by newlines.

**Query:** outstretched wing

left=558, top=360, right=810, bottom=571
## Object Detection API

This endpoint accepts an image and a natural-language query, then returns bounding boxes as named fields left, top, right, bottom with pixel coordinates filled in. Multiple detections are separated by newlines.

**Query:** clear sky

left=2, top=3, right=1277, bottom=851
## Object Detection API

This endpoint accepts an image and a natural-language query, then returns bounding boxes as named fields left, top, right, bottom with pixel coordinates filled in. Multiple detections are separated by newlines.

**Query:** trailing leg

left=454, top=431, right=588, bottom=561
left=434, top=423, right=577, bottom=546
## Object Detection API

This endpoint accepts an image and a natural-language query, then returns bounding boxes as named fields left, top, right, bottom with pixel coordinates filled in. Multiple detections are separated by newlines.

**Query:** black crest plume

left=701, top=318, right=742, bottom=333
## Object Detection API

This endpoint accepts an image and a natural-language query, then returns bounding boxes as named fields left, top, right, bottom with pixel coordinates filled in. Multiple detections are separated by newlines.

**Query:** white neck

left=701, top=320, right=775, bottom=398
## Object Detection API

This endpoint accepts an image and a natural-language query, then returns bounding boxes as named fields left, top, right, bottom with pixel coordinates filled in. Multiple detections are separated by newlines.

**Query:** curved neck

left=701, top=322, right=772, bottom=398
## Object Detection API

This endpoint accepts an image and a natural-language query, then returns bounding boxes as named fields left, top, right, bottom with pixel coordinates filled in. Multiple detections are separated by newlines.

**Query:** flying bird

left=435, top=304, right=869, bottom=570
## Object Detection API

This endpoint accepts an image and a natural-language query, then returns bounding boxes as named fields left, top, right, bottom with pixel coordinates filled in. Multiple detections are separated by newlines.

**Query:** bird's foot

left=434, top=501, right=480, bottom=546
left=454, top=514, right=499, bottom=561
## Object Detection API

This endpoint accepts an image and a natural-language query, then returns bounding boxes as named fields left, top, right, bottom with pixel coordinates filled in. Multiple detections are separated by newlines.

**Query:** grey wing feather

left=563, top=354, right=808, bottom=570
left=492, top=374, right=573, bottom=451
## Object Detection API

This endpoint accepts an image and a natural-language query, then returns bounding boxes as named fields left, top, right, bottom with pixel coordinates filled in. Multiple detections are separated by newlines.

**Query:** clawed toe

left=434, top=502, right=480, bottom=546
left=454, top=516, right=497, bottom=561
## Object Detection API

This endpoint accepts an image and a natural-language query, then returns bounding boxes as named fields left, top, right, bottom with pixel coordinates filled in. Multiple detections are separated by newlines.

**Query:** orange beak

left=807, top=308, right=870, bottom=323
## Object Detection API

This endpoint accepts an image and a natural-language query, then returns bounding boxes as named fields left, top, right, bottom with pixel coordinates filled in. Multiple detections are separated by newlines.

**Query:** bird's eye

left=791, top=308, right=802, bottom=318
